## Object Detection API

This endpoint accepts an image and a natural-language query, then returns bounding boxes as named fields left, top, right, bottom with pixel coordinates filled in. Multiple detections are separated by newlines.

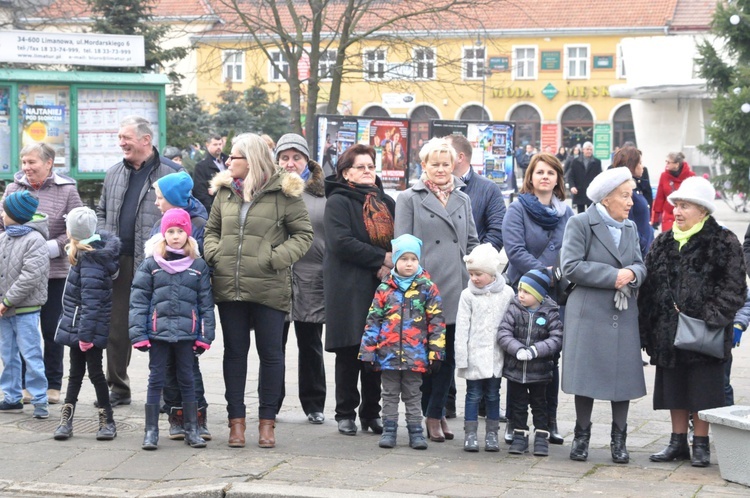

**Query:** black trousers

left=22, top=279, right=66, bottom=391
left=333, top=345, right=381, bottom=421
left=280, top=321, right=326, bottom=414
left=421, top=324, right=455, bottom=419
left=507, top=380, right=549, bottom=432
left=63, top=345, right=110, bottom=409
left=106, top=256, right=134, bottom=397
left=218, top=301, right=285, bottom=420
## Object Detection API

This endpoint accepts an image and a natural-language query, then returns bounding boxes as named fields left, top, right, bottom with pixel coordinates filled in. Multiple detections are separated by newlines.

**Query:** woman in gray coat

left=395, top=137, right=479, bottom=442
left=560, top=167, right=647, bottom=465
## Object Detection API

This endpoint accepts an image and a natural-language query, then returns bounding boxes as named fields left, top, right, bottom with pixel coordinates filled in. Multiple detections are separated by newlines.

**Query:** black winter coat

left=323, top=176, right=396, bottom=351
left=54, top=232, right=121, bottom=349
left=497, top=296, right=563, bottom=384
left=639, top=216, right=747, bottom=368
left=568, top=156, right=603, bottom=205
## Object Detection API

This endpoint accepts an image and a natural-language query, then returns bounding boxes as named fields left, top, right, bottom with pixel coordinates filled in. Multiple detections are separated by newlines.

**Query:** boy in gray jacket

left=0, top=191, right=51, bottom=418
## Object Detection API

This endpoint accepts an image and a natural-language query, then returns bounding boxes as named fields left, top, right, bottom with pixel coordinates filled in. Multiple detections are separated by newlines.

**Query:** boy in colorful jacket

left=360, top=234, right=445, bottom=450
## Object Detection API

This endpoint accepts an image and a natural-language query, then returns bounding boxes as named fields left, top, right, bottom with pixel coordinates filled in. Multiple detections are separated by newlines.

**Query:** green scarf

left=672, top=216, right=707, bottom=250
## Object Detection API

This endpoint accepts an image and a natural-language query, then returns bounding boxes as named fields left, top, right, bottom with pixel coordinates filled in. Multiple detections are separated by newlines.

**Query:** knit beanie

left=463, top=243, right=501, bottom=276
left=156, top=171, right=193, bottom=208
left=392, top=234, right=422, bottom=263
left=160, top=208, right=192, bottom=237
left=518, top=269, right=551, bottom=303
left=4, top=191, right=39, bottom=224
left=275, top=133, right=310, bottom=162
left=667, top=176, right=716, bottom=214
left=66, top=206, right=98, bottom=241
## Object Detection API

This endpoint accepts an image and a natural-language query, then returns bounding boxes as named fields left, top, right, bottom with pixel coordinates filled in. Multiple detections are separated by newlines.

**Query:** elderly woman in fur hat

left=639, top=177, right=746, bottom=468
left=559, top=167, right=647, bottom=465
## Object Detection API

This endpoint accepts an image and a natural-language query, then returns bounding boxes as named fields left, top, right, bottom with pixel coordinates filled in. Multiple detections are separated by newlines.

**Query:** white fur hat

left=587, top=168, right=632, bottom=203
left=463, top=243, right=501, bottom=276
left=668, top=176, right=716, bottom=214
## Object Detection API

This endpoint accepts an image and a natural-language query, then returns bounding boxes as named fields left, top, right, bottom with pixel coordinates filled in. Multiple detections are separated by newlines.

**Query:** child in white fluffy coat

left=455, top=243, right=515, bottom=452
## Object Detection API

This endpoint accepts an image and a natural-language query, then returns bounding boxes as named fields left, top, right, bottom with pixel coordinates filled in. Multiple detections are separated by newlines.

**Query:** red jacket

left=651, top=162, right=695, bottom=231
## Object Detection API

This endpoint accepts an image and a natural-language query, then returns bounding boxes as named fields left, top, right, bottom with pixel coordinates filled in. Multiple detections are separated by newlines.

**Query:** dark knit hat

left=518, top=269, right=551, bottom=303
left=4, top=191, right=39, bottom=224
left=275, top=133, right=310, bottom=162
left=156, top=171, right=193, bottom=208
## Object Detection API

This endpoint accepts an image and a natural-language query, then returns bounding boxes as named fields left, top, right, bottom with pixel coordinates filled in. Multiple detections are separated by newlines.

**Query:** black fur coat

left=638, top=216, right=747, bottom=368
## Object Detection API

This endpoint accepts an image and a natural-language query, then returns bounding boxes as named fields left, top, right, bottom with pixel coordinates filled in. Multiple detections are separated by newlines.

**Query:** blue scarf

left=300, top=165, right=311, bottom=182
left=518, top=193, right=560, bottom=230
left=595, top=203, right=626, bottom=248
left=6, top=225, right=33, bottom=237
left=391, top=267, right=423, bottom=292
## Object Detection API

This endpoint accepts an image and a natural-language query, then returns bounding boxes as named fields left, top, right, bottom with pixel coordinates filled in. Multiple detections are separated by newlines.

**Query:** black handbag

left=667, top=273, right=725, bottom=359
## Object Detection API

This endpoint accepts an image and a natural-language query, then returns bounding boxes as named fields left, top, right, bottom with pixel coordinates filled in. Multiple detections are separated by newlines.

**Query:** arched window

left=361, top=105, right=390, bottom=118
left=459, top=104, right=489, bottom=121
left=509, top=104, right=541, bottom=148
left=561, top=105, right=594, bottom=148
left=613, top=105, right=636, bottom=147
left=410, top=105, right=439, bottom=121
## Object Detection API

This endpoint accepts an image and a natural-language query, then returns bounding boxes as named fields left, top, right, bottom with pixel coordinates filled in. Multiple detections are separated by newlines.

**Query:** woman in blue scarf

left=501, top=152, right=574, bottom=446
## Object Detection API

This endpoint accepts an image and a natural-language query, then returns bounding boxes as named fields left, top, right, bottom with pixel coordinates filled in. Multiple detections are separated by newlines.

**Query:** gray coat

left=95, top=147, right=183, bottom=271
left=395, top=179, right=479, bottom=324
left=0, top=214, right=50, bottom=316
left=559, top=205, right=647, bottom=401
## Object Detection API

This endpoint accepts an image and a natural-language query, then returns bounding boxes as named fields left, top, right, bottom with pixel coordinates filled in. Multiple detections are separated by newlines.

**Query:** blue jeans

left=465, top=377, right=501, bottom=421
left=0, top=312, right=47, bottom=405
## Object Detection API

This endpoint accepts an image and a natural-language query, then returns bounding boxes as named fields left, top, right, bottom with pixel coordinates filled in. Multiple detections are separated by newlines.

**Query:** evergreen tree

left=166, top=94, right=213, bottom=150
left=212, top=79, right=291, bottom=141
left=697, top=0, right=750, bottom=196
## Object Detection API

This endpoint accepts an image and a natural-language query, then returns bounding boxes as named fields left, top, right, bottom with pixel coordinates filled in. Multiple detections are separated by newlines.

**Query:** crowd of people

left=0, top=117, right=748, bottom=470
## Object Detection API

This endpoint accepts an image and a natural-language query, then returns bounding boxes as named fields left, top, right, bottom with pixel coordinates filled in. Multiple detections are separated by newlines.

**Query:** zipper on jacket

left=234, top=214, right=245, bottom=301
left=71, top=306, right=79, bottom=328
left=522, top=310, right=535, bottom=384
left=399, top=295, right=406, bottom=370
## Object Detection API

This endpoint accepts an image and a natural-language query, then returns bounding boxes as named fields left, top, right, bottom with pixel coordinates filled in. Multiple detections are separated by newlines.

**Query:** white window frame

left=463, top=45, right=485, bottom=80
left=318, top=49, right=337, bottom=81
left=222, top=50, right=245, bottom=83
left=512, top=45, right=537, bottom=80
left=564, top=44, right=590, bottom=80
left=268, top=50, right=289, bottom=82
left=616, top=44, right=626, bottom=79
left=412, top=46, right=436, bottom=80
left=363, top=48, right=387, bottom=81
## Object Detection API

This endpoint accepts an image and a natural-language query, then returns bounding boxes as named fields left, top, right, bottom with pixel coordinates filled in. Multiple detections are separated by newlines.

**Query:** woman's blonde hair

left=419, top=137, right=457, bottom=165
left=232, top=133, right=278, bottom=200
left=153, top=235, right=200, bottom=259
left=65, top=236, right=94, bottom=265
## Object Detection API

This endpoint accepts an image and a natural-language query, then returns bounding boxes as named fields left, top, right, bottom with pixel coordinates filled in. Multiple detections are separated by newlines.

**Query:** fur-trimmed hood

left=210, top=168, right=304, bottom=202
left=305, top=160, right=325, bottom=197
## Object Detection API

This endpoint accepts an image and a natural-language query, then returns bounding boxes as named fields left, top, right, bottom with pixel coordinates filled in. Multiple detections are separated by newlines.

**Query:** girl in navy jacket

left=129, top=209, right=215, bottom=450
left=53, top=207, right=120, bottom=442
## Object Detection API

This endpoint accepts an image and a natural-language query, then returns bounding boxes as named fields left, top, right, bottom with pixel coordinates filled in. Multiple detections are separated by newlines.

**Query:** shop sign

left=489, top=57, right=509, bottom=71
left=491, top=87, right=534, bottom=98
left=593, top=123, right=612, bottom=160
left=542, top=83, right=559, bottom=100
left=566, top=86, right=611, bottom=98
left=541, top=51, right=561, bottom=70
left=593, top=55, right=614, bottom=69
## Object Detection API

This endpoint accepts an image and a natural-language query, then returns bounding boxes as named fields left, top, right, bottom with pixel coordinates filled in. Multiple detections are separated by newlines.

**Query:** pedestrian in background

left=611, top=146, right=654, bottom=256
left=650, top=152, right=694, bottom=232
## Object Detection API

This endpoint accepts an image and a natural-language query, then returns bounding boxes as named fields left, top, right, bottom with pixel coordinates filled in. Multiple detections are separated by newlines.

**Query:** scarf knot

left=422, top=176, right=455, bottom=206
left=518, top=193, right=560, bottom=230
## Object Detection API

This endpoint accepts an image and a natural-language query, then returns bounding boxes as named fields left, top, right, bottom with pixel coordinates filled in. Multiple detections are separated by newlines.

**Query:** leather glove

left=734, top=323, right=744, bottom=347
left=78, top=341, right=94, bottom=352
left=193, top=340, right=211, bottom=356
left=614, top=288, right=630, bottom=311
left=516, top=348, right=532, bottom=361
left=429, top=359, right=442, bottom=374
left=132, top=339, right=151, bottom=352
left=362, top=361, right=377, bottom=373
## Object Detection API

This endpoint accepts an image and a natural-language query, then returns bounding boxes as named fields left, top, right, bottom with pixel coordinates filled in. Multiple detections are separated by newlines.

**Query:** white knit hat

left=463, top=243, right=501, bottom=276
left=587, top=168, right=632, bottom=203
left=66, top=206, right=98, bottom=241
left=667, top=176, right=716, bottom=214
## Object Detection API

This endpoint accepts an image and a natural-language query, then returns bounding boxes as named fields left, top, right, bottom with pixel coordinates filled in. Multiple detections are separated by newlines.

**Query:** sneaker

left=33, top=404, right=49, bottom=419
left=0, top=400, right=24, bottom=413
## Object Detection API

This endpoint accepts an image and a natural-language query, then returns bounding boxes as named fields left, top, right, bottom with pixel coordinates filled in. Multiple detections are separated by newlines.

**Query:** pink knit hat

left=160, top=208, right=192, bottom=237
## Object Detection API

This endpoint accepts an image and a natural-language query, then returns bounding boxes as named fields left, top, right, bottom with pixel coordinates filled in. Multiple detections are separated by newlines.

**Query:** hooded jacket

left=149, top=195, right=208, bottom=255
left=651, top=162, right=695, bottom=231
left=55, top=232, right=121, bottom=348
left=0, top=214, right=50, bottom=316
left=203, top=169, right=313, bottom=311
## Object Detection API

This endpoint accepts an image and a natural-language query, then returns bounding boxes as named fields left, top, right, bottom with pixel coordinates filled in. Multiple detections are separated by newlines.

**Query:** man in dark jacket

left=192, top=134, right=228, bottom=212
left=95, top=116, right=183, bottom=407
left=568, top=141, right=602, bottom=213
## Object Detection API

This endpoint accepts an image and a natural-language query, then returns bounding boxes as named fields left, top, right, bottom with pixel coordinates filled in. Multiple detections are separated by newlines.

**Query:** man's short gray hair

left=583, top=141, right=594, bottom=149
left=120, top=116, right=154, bottom=143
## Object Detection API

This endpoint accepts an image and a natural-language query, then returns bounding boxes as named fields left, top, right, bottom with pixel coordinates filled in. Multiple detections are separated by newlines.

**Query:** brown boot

left=425, top=417, right=445, bottom=442
left=228, top=418, right=245, bottom=448
left=258, top=419, right=276, bottom=448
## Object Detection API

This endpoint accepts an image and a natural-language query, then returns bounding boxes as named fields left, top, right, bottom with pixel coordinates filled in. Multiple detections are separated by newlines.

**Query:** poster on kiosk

left=315, top=114, right=410, bottom=191
left=429, top=120, right=516, bottom=192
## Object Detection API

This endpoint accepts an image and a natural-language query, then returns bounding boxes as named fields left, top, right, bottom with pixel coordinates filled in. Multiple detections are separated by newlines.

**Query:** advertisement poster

left=541, top=123, right=559, bottom=153
left=430, top=120, right=515, bottom=190
left=19, top=85, right=70, bottom=172
left=315, top=114, right=410, bottom=190
left=0, top=88, right=10, bottom=173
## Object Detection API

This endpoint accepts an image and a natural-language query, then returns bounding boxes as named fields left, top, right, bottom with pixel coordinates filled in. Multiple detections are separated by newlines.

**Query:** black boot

left=53, top=403, right=75, bottom=440
left=610, top=422, right=629, bottom=464
left=508, top=429, right=529, bottom=454
left=183, top=401, right=207, bottom=448
left=533, top=429, right=550, bottom=456
left=649, top=433, right=690, bottom=462
left=198, top=406, right=212, bottom=440
left=168, top=407, right=185, bottom=440
left=691, top=436, right=710, bottom=467
left=96, top=408, right=117, bottom=441
left=142, top=403, right=160, bottom=450
left=407, top=423, right=428, bottom=450
left=548, top=418, right=564, bottom=445
left=379, top=419, right=398, bottom=448
left=569, top=422, right=591, bottom=461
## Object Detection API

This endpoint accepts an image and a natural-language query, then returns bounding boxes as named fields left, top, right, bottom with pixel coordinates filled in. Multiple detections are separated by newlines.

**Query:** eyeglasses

left=228, top=156, right=245, bottom=161
left=351, top=164, right=376, bottom=172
